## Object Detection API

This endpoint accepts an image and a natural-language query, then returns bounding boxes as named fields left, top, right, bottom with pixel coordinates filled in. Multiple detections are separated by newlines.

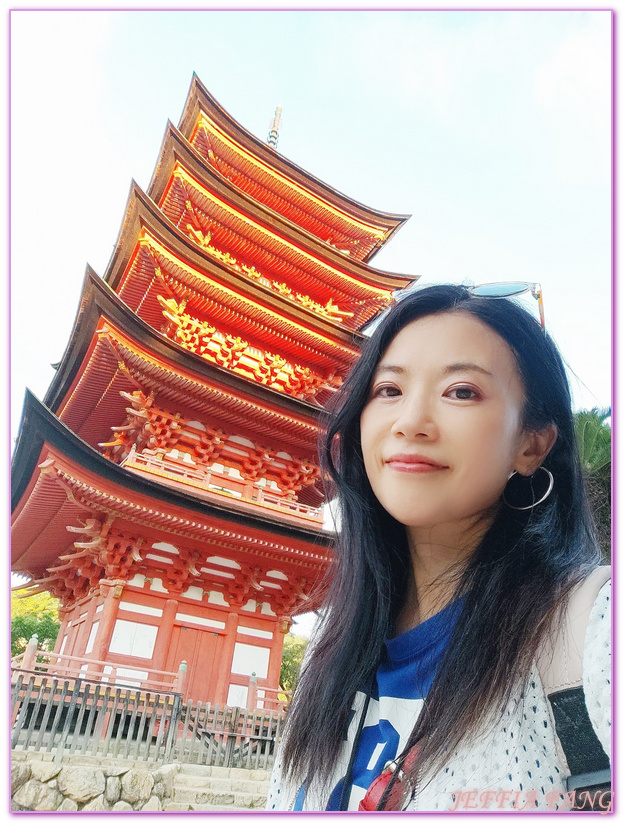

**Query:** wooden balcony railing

left=11, top=639, right=186, bottom=693
left=247, top=676, right=291, bottom=713
left=122, top=451, right=323, bottom=523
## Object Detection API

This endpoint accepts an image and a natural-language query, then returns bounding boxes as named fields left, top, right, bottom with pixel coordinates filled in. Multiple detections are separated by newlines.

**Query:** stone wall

left=11, top=751, right=179, bottom=812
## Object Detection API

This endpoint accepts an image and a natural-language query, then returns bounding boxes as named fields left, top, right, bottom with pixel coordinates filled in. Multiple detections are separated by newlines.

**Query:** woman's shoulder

left=584, top=571, right=611, bottom=642
left=583, top=575, right=611, bottom=757
left=536, top=566, right=610, bottom=693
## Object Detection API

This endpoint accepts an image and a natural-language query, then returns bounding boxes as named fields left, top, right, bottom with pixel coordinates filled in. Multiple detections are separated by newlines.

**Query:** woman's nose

left=390, top=397, right=439, bottom=440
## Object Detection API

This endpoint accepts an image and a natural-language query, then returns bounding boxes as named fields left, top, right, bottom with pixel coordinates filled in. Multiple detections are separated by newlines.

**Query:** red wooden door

left=166, top=626, right=221, bottom=702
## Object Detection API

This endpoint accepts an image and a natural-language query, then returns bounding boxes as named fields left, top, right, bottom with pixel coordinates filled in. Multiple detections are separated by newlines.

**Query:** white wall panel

left=231, top=643, right=270, bottom=678
left=109, top=619, right=158, bottom=659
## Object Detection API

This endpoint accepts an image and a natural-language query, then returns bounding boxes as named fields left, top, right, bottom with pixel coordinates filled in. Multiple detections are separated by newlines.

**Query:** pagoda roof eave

left=178, top=74, right=410, bottom=251
left=103, top=182, right=367, bottom=347
left=147, top=121, right=414, bottom=291
left=43, top=266, right=327, bottom=427
left=12, top=390, right=333, bottom=548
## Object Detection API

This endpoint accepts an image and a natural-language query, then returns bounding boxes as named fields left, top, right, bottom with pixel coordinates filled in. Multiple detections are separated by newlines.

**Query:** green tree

left=280, top=633, right=308, bottom=692
left=574, top=407, right=611, bottom=562
left=11, top=589, right=61, bottom=658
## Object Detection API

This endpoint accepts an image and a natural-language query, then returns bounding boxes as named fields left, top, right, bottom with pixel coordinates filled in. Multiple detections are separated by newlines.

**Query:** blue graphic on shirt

left=293, top=784, right=306, bottom=811
left=323, top=597, right=465, bottom=811
left=326, top=719, right=401, bottom=809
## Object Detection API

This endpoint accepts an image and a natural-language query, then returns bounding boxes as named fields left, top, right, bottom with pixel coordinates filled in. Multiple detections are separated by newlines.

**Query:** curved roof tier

left=176, top=74, right=410, bottom=263
left=104, top=184, right=362, bottom=381
left=44, top=268, right=326, bottom=457
left=146, top=121, right=415, bottom=332
left=11, top=392, right=331, bottom=610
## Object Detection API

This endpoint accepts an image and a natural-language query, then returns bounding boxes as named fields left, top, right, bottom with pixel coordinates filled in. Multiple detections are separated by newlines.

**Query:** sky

left=9, top=9, right=613, bottom=633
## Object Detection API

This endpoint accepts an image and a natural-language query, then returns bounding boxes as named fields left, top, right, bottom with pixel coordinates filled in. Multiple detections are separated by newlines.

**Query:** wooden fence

left=11, top=671, right=284, bottom=769
left=172, top=699, right=284, bottom=770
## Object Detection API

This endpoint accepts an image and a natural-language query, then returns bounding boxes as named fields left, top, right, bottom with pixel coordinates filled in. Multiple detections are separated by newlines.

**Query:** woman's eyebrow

left=443, top=362, right=493, bottom=377
left=372, top=364, right=405, bottom=376
left=373, top=362, right=493, bottom=378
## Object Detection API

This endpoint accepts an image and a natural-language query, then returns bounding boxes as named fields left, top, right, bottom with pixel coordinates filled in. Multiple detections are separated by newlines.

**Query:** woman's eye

left=447, top=385, right=480, bottom=401
left=372, top=384, right=401, bottom=399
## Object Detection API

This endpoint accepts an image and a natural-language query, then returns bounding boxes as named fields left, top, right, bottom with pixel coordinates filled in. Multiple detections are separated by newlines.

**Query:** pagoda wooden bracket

left=222, top=565, right=264, bottom=608
left=99, top=577, right=126, bottom=599
left=270, top=576, right=314, bottom=618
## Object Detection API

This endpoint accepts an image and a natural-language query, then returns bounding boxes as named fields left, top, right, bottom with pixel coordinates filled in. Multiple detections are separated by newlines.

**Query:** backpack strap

left=537, top=566, right=611, bottom=806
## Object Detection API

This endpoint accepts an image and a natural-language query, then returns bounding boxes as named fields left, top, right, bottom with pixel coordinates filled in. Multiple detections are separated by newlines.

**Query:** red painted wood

left=11, top=78, right=408, bottom=707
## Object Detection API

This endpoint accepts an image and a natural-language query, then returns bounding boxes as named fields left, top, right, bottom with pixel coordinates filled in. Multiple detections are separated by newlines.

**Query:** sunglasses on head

left=367, top=281, right=546, bottom=336
left=468, top=281, right=545, bottom=330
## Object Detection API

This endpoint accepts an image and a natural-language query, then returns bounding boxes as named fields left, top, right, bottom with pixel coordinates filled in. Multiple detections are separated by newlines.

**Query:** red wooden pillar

left=267, top=618, right=289, bottom=691
left=247, top=674, right=258, bottom=710
left=152, top=598, right=178, bottom=672
left=214, top=611, right=238, bottom=704
left=53, top=612, right=71, bottom=654
left=91, top=579, right=125, bottom=661
left=73, top=596, right=100, bottom=658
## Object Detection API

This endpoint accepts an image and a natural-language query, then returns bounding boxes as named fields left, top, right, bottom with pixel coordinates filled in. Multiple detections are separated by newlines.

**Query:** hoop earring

left=502, top=466, right=554, bottom=511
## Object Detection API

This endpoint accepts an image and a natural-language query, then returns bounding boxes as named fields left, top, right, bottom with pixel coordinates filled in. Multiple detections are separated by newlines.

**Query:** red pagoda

left=11, top=74, right=413, bottom=708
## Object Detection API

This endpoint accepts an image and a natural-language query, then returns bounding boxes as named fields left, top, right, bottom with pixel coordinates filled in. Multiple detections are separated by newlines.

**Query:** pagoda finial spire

left=267, top=106, right=282, bottom=150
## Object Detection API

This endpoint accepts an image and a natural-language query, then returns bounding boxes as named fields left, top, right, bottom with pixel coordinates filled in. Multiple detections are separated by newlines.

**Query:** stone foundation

left=11, top=752, right=271, bottom=812
left=11, top=751, right=178, bottom=812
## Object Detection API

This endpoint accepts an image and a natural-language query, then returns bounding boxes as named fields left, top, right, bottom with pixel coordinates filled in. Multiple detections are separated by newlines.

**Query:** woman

left=267, top=285, right=610, bottom=812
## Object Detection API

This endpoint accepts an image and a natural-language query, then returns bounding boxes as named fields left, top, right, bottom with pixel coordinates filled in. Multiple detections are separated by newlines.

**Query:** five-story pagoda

left=11, top=74, right=413, bottom=707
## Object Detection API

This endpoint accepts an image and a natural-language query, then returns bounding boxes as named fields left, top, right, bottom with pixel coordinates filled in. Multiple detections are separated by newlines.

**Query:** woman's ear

left=514, top=424, right=558, bottom=476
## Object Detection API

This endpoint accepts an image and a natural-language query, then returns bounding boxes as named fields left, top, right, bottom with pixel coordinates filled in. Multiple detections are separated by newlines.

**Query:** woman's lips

left=386, top=454, right=448, bottom=473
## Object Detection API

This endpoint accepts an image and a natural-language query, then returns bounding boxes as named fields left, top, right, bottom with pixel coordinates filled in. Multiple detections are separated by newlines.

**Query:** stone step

left=174, top=773, right=270, bottom=793
left=176, top=764, right=269, bottom=781
left=172, top=787, right=267, bottom=808
left=174, top=773, right=219, bottom=789
left=176, top=764, right=219, bottom=777
left=190, top=804, right=264, bottom=812
left=164, top=802, right=254, bottom=812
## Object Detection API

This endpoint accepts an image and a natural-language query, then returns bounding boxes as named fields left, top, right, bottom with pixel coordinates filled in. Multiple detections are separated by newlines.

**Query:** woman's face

left=360, top=311, right=539, bottom=547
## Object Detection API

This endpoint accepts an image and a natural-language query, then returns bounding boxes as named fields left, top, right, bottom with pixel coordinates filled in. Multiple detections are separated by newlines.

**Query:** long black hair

left=281, top=284, right=601, bottom=799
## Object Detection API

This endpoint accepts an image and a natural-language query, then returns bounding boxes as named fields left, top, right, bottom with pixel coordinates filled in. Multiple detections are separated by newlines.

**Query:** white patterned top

left=267, top=581, right=611, bottom=812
